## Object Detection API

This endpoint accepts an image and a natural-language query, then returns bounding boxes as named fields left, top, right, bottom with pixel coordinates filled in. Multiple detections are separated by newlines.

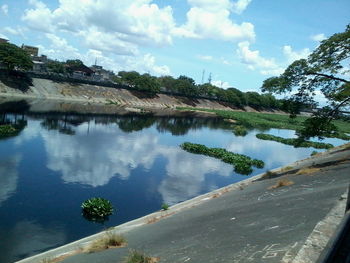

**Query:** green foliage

left=0, top=42, right=33, bottom=71
left=47, top=60, right=66, bottom=74
left=256, top=133, right=334, bottom=149
left=261, top=24, right=350, bottom=139
left=81, top=197, right=114, bottom=222
left=233, top=125, right=248, bottom=136
left=161, top=203, right=169, bottom=210
left=311, top=151, right=318, bottom=156
left=181, top=142, right=264, bottom=175
left=0, top=121, right=27, bottom=139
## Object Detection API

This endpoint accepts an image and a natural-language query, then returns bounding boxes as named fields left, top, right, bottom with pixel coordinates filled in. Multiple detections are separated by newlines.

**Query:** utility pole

left=208, top=72, right=212, bottom=84
left=201, top=69, right=205, bottom=84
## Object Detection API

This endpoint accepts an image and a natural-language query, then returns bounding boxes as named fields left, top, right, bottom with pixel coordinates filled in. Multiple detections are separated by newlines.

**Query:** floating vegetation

left=180, top=142, right=264, bottom=175
left=233, top=125, right=248, bottom=136
left=81, top=197, right=114, bottom=223
left=0, top=122, right=26, bottom=139
left=256, top=133, right=334, bottom=149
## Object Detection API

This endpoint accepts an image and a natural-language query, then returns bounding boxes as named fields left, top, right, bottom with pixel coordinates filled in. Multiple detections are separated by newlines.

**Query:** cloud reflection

left=0, top=155, right=21, bottom=206
left=0, top=220, right=66, bottom=263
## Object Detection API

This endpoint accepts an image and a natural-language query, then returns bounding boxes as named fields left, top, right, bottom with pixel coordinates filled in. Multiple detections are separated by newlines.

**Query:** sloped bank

left=0, top=77, right=239, bottom=110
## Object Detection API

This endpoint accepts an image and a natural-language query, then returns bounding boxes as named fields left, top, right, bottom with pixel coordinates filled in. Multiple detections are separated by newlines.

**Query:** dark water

left=0, top=111, right=346, bottom=262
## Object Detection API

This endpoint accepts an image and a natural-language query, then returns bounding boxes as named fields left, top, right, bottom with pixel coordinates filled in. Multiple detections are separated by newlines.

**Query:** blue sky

left=0, top=0, right=349, bottom=93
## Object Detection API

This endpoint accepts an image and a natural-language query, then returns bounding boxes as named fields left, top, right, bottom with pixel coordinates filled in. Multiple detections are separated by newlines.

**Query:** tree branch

left=305, top=72, right=349, bottom=83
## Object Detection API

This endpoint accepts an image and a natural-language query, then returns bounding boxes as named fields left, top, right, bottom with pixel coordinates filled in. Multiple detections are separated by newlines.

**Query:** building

left=0, top=38, right=9, bottom=44
left=21, top=44, right=39, bottom=57
left=32, top=55, right=48, bottom=72
left=90, top=64, right=114, bottom=81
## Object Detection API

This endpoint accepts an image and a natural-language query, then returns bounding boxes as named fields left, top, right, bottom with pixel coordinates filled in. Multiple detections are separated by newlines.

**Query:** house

left=67, top=64, right=94, bottom=79
left=0, top=38, right=9, bottom=44
left=21, top=44, right=39, bottom=57
left=90, top=64, right=114, bottom=81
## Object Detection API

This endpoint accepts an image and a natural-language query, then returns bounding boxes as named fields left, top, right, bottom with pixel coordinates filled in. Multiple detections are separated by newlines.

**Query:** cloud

left=283, top=45, right=310, bottom=63
left=197, top=54, right=213, bottom=61
left=1, top=4, right=8, bottom=15
left=232, top=0, right=252, bottom=14
left=22, top=0, right=176, bottom=47
left=237, top=41, right=284, bottom=75
left=310, top=33, right=326, bottom=42
left=174, top=0, right=255, bottom=42
left=212, top=80, right=231, bottom=89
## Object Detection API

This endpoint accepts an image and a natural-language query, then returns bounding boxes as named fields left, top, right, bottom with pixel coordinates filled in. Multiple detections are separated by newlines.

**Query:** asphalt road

left=60, top=145, right=350, bottom=263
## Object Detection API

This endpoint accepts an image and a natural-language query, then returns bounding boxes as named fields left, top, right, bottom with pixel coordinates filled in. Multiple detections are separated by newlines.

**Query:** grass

left=296, top=167, right=321, bottom=176
left=181, top=142, right=264, bottom=175
left=0, top=124, right=20, bottom=138
left=262, top=170, right=277, bottom=179
left=268, top=179, right=294, bottom=190
left=256, top=133, right=334, bottom=149
left=176, top=107, right=350, bottom=139
left=85, top=232, right=127, bottom=253
left=124, top=250, right=159, bottom=263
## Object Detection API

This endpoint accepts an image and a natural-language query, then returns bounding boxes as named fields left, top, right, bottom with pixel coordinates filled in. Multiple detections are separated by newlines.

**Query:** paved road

left=58, top=145, right=350, bottom=263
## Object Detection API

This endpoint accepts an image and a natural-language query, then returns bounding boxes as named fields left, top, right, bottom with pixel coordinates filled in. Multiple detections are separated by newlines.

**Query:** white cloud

left=174, top=1, right=255, bottom=42
left=0, top=33, right=9, bottom=40
left=1, top=4, right=8, bottom=15
left=311, top=33, right=326, bottom=42
left=2, top=26, right=27, bottom=38
left=232, top=0, right=252, bottom=14
left=212, top=80, right=231, bottom=89
left=237, top=41, right=284, bottom=75
left=22, top=0, right=176, bottom=47
left=197, top=54, right=213, bottom=61
left=283, top=45, right=310, bottom=63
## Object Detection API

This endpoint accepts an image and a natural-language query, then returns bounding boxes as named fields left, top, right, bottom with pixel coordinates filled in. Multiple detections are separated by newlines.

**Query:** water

left=0, top=111, right=346, bottom=262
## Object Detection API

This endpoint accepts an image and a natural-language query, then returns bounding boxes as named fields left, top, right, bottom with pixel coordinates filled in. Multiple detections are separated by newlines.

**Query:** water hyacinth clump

left=81, top=197, right=114, bottom=223
left=180, top=142, right=264, bottom=175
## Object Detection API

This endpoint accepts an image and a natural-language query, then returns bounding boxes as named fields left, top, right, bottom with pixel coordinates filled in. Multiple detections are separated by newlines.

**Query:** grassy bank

left=177, top=107, right=350, bottom=139
left=256, top=133, right=334, bottom=149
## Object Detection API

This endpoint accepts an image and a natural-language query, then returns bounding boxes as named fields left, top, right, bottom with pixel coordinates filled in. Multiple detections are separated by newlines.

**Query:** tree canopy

left=261, top=24, right=350, bottom=139
left=0, top=42, right=33, bottom=71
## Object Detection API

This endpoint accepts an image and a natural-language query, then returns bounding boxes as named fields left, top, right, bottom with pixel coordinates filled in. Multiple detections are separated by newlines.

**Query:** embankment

left=0, top=77, right=237, bottom=110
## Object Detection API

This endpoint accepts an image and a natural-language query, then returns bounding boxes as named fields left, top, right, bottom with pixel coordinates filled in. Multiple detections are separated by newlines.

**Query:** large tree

left=0, top=42, right=33, bottom=71
left=261, top=24, right=350, bottom=139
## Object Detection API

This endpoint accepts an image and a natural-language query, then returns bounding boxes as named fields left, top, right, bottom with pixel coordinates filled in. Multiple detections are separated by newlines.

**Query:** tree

left=261, top=24, right=350, bottom=139
left=0, top=42, right=33, bottom=71
left=47, top=60, right=66, bottom=74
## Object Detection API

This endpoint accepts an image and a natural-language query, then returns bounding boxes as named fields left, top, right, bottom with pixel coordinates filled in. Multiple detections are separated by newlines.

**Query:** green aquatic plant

left=233, top=125, right=248, bottom=136
left=161, top=203, right=169, bottom=210
left=255, top=133, right=334, bottom=149
left=180, top=142, right=264, bottom=175
left=81, top=197, right=114, bottom=223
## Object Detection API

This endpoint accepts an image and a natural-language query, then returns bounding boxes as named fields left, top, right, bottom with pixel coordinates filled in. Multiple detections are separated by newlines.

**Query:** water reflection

left=0, top=155, right=21, bottom=205
left=0, top=221, right=66, bottom=263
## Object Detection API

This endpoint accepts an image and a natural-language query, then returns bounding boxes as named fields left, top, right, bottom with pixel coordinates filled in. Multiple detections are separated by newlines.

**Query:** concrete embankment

left=17, top=143, right=350, bottom=263
left=0, top=78, right=237, bottom=110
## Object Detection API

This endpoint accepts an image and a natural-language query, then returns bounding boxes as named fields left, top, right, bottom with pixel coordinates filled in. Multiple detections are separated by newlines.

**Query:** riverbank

left=0, top=77, right=287, bottom=114
left=16, top=143, right=350, bottom=263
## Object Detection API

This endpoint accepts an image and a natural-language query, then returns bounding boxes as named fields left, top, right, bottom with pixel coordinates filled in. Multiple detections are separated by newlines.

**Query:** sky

left=0, top=0, right=349, bottom=93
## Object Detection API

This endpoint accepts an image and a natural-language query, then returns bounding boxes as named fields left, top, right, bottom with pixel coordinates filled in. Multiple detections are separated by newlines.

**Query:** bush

left=81, top=197, right=114, bottom=222
left=161, top=203, right=169, bottom=210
